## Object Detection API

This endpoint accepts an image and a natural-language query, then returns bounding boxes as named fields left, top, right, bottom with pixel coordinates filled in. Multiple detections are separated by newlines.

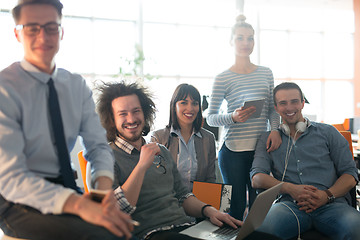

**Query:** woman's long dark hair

left=167, top=83, right=203, bottom=133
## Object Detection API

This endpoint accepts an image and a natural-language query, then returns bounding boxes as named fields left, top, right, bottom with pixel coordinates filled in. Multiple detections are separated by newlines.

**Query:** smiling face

left=112, top=94, right=145, bottom=148
left=175, top=95, right=199, bottom=129
left=274, top=88, right=305, bottom=128
left=232, top=27, right=254, bottom=57
left=14, top=4, right=63, bottom=74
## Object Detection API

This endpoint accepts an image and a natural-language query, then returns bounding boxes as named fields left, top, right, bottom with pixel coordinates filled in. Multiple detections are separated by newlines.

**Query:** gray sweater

left=111, top=142, right=194, bottom=238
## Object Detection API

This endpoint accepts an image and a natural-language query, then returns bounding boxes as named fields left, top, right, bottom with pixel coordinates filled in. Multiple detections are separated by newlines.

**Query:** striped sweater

left=207, top=66, right=280, bottom=152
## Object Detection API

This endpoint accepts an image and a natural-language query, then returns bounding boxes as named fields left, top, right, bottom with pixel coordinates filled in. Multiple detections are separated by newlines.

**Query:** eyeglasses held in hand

left=16, top=22, right=62, bottom=36
left=153, top=155, right=166, bottom=174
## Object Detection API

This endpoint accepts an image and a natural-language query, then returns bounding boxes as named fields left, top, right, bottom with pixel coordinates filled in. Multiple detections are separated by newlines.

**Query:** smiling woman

left=151, top=84, right=217, bottom=191
left=205, top=15, right=281, bottom=221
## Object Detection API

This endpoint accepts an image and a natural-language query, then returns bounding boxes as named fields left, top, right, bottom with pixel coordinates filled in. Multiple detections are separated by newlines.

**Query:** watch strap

left=201, top=204, right=212, bottom=219
left=324, top=189, right=335, bottom=203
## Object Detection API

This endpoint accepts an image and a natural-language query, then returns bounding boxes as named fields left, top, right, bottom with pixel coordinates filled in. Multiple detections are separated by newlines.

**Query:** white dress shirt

left=0, top=60, right=114, bottom=214
left=171, top=128, right=200, bottom=190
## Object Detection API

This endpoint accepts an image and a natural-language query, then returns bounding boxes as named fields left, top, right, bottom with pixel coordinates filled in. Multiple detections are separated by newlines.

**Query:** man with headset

left=250, top=82, right=360, bottom=240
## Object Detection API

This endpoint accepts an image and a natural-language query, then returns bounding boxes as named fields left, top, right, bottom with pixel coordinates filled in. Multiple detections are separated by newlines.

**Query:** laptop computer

left=180, top=182, right=283, bottom=240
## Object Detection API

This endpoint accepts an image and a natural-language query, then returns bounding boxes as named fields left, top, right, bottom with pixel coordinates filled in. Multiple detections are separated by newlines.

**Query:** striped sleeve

left=205, top=67, right=280, bottom=151
left=265, top=70, right=280, bottom=130
left=207, top=72, right=234, bottom=127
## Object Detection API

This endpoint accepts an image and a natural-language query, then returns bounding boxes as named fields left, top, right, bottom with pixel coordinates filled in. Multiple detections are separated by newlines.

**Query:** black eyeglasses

left=153, top=155, right=166, bottom=174
left=16, top=22, right=61, bottom=36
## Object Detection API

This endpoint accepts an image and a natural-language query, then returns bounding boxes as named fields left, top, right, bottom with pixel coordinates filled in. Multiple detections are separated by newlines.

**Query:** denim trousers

left=0, top=195, right=137, bottom=240
left=257, top=200, right=360, bottom=240
left=218, top=144, right=256, bottom=220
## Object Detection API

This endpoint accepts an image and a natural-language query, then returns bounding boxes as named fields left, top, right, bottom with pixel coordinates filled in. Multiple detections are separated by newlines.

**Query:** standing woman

left=151, top=83, right=216, bottom=191
left=207, top=15, right=281, bottom=220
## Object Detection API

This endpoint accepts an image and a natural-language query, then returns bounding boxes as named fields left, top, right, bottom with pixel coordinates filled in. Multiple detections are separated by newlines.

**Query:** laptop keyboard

left=209, top=225, right=241, bottom=240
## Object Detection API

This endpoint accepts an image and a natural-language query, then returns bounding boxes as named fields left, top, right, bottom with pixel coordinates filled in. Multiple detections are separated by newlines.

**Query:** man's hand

left=63, top=191, right=134, bottom=239
left=232, top=106, right=256, bottom=123
left=137, top=142, right=161, bottom=170
left=203, top=206, right=242, bottom=229
left=297, top=187, right=328, bottom=213
left=284, top=183, right=327, bottom=213
left=284, top=183, right=317, bottom=203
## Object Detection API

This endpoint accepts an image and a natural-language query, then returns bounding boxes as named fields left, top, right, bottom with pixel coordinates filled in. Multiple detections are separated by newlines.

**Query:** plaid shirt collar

left=114, top=135, right=145, bottom=154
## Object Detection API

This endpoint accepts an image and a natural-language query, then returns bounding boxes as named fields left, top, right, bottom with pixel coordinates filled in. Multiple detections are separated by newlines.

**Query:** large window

left=245, top=2, right=354, bottom=123
left=0, top=0, right=354, bottom=128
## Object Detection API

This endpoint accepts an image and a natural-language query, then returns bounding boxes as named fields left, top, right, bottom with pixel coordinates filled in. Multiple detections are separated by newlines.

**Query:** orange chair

left=332, top=124, right=346, bottom=131
left=339, top=131, right=358, bottom=209
left=77, top=151, right=91, bottom=193
left=332, top=118, right=351, bottom=132
left=340, top=131, right=354, bottom=157
left=343, top=119, right=351, bottom=131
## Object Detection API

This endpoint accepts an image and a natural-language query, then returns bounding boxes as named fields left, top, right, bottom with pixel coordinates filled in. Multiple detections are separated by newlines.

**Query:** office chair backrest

left=340, top=131, right=354, bottom=157
left=333, top=124, right=346, bottom=131
left=332, top=118, right=351, bottom=132
left=77, top=151, right=90, bottom=193
left=339, top=131, right=358, bottom=209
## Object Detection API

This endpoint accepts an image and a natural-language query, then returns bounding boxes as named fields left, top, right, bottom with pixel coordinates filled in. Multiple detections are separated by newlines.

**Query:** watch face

left=325, top=189, right=334, bottom=203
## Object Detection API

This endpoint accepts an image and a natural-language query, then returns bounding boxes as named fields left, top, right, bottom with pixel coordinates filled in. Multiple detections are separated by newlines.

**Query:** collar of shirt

left=170, top=126, right=202, bottom=139
left=277, top=119, right=314, bottom=138
left=20, top=59, right=58, bottom=84
left=114, top=135, right=146, bottom=155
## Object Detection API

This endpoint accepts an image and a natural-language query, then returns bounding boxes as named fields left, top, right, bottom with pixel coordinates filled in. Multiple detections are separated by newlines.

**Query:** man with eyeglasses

left=0, top=0, right=136, bottom=239
left=96, top=81, right=281, bottom=240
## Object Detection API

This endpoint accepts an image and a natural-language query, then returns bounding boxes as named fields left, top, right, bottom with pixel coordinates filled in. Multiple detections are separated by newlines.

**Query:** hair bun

left=236, top=14, right=246, bottom=23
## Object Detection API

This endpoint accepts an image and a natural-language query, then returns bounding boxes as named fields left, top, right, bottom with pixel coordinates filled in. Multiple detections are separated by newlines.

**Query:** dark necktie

left=47, top=78, right=78, bottom=191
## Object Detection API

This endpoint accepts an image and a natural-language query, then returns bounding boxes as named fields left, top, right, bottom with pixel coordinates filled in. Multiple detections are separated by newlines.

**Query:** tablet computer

left=243, top=98, right=265, bottom=119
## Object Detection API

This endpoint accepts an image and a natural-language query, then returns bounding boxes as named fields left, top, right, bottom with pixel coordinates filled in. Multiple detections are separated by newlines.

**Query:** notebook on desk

left=192, top=181, right=232, bottom=213
left=180, top=182, right=283, bottom=240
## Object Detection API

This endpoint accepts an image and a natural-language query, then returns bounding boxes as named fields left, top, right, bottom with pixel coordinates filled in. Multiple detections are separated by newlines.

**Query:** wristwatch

left=324, top=189, right=335, bottom=203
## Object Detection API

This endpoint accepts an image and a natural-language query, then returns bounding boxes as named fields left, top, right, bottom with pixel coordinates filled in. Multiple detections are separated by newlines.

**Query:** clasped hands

left=290, top=185, right=329, bottom=213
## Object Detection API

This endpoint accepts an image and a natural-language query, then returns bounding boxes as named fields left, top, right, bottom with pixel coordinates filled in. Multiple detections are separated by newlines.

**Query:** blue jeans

left=0, top=194, right=137, bottom=240
left=257, top=200, right=360, bottom=240
left=218, top=144, right=256, bottom=220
